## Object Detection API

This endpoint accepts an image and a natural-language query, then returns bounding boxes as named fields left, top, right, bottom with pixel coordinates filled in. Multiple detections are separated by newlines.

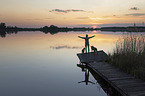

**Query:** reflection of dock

left=77, top=51, right=145, bottom=96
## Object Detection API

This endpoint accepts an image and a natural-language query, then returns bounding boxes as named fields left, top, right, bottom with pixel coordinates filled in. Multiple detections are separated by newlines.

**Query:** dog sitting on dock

left=91, top=46, right=97, bottom=52
left=82, top=48, right=86, bottom=53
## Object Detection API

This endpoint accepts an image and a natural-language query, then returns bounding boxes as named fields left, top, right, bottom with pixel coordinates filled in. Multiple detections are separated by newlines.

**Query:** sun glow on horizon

left=92, top=26, right=97, bottom=29
left=0, top=0, right=145, bottom=27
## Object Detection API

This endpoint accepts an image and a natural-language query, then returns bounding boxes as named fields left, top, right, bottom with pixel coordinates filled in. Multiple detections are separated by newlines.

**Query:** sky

left=0, top=0, right=145, bottom=27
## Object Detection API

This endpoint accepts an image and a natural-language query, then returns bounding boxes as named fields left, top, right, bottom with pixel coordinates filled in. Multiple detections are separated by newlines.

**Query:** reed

left=109, top=34, right=145, bottom=80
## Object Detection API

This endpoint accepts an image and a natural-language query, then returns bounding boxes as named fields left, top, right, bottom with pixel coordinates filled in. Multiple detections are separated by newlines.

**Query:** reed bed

left=109, top=33, right=145, bottom=80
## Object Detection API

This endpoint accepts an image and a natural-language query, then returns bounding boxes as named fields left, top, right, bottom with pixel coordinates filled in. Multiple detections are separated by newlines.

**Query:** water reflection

left=77, top=64, right=95, bottom=85
left=50, top=45, right=82, bottom=49
left=0, top=31, right=121, bottom=96
left=77, top=63, right=122, bottom=96
left=0, top=30, right=18, bottom=37
left=42, top=30, right=60, bottom=35
left=0, top=30, right=62, bottom=37
left=0, top=30, right=6, bottom=37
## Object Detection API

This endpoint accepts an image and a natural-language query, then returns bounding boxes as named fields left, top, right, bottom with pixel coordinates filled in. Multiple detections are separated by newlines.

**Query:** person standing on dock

left=78, top=34, right=95, bottom=53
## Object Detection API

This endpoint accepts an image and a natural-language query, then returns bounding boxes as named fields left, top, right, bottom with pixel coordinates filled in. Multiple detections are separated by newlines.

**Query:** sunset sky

left=1, top=0, right=145, bottom=27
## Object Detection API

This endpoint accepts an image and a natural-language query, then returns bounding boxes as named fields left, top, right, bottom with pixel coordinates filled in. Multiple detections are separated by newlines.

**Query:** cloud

left=125, top=13, right=145, bottom=16
left=50, top=45, right=82, bottom=49
left=44, top=18, right=52, bottom=20
left=130, top=7, right=139, bottom=10
left=102, top=15, right=118, bottom=18
left=26, top=18, right=52, bottom=21
left=50, top=9, right=87, bottom=13
left=76, top=17, right=89, bottom=19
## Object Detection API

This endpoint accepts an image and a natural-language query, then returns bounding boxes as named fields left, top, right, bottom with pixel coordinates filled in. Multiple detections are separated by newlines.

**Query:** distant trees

left=42, top=25, right=58, bottom=30
left=49, top=25, right=58, bottom=29
left=0, top=23, right=6, bottom=29
left=42, top=25, right=59, bottom=34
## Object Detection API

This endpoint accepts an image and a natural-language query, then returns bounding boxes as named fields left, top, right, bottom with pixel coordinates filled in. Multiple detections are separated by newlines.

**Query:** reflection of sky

left=0, top=31, right=125, bottom=96
left=50, top=45, right=82, bottom=49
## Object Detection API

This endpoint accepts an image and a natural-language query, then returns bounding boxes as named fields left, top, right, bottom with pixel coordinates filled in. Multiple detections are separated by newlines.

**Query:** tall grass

left=110, top=34, right=145, bottom=80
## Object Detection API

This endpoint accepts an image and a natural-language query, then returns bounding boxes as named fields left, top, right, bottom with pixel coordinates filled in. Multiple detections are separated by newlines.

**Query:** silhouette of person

left=78, top=34, right=95, bottom=53
left=78, top=69, right=95, bottom=85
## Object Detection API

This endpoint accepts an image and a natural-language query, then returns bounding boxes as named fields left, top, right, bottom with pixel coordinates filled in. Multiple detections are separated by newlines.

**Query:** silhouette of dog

left=82, top=48, right=85, bottom=53
left=91, top=46, right=97, bottom=52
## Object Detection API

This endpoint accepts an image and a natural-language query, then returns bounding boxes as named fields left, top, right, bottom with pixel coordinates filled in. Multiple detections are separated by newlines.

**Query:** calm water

left=0, top=31, right=134, bottom=96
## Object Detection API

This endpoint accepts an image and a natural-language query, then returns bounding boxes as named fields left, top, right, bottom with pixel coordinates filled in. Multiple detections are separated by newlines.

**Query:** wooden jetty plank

left=129, top=91, right=145, bottom=96
left=118, top=82, right=145, bottom=88
left=108, top=77, right=135, bottom=81
left=88, top=63, right=128, bottom=96
left=77, top=52, right=145, bottom=96
left=125, top=86, right=145, bottom=91
left=88, top=62, right=145, bottom=96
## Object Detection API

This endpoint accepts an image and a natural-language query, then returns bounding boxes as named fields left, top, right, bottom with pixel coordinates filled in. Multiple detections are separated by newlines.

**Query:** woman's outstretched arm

left=89, top=35, right=95, bottom=38
left=78, top=36, right=85, bottom=39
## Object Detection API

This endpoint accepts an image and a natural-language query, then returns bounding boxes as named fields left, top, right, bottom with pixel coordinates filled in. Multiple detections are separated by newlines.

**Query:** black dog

left=82, top=48, right=85, bottom=53
left=91, top=46, right=97, bottom=52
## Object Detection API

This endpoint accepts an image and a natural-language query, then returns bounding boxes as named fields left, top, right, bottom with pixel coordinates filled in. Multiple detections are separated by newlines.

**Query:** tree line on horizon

left=0, top=23, right=95, bottom=31
left=1, top=22, right=145, bottom=37
left=0, top=22, right=95, bottom=37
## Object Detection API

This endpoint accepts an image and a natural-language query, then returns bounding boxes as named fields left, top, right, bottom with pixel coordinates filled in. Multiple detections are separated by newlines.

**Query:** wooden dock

left=77, top=51, right=145, bottom=96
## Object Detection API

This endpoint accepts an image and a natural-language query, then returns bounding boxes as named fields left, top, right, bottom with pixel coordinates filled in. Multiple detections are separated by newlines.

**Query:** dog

left=82, top=48, right=85, bottom=53
left=91, top=46, right=97, bottom=52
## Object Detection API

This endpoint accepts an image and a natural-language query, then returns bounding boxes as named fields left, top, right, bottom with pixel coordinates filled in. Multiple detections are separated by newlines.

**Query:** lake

left=0, top=31, right=140, bottom=96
